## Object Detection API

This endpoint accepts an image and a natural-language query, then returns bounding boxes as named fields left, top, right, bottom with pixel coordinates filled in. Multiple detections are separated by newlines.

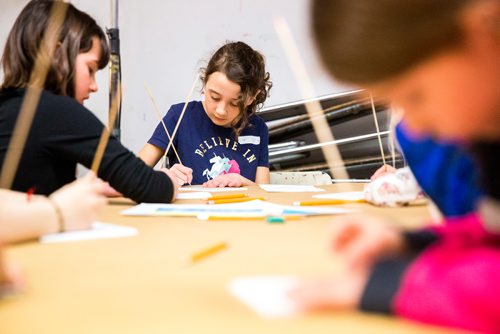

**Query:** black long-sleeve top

left=0, top=88, right=174, bottom=203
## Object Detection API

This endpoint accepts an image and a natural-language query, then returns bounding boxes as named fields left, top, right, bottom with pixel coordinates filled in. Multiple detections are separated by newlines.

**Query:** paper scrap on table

left=228, top=276, right=301, bottom=318
left=179, top=185, right=248, bottom=192
left=40, top=222, right=137, bottom=244
left=121, top=200, right=351, bottom=218
left=259, top=184, right=325, bottom=193
left=176, top=191, right=212, bottom=200
left=313, top=191, right=365, bottom=201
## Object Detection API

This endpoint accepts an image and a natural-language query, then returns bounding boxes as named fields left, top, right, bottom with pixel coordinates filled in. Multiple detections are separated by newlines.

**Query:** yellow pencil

left=207, top=197, right=265, bottom=204
left=185, top=242, right=228, bottom=265
left=208, top=193, right=248, bottom=201
left=293, top=199, right=365, bottom=206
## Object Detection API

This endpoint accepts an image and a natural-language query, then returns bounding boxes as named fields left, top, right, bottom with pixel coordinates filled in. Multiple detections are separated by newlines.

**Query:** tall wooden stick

left=369, top=94, right=386, bottom=166
left=164, top=73, right=199, bottom=157
left=273, top=17, right=349, bottom=181
left=91, top=79, right=122, bottom=174
left=0, top=1, right=68, bottom=189
left=144, top=83, right=182, bottom=165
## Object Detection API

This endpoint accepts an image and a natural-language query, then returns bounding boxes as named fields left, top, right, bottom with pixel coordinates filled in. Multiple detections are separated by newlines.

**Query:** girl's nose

left=89, top=78, right=98, bottom=93
left=215, top=102, right=226, bottom=116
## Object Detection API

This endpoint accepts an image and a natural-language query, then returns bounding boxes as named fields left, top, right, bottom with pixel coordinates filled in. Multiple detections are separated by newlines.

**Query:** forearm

left=255, top=166, right=270, bottom=184
left=359, top=225, right=442, bottom=314
left=137, top=143, right=164, bottom=167
left=97, top=141, right=174, bottom=203
left=0, top=193, right=59, bottom=243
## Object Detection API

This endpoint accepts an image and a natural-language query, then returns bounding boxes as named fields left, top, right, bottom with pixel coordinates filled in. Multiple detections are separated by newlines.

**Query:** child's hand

left=289, top=268, right=368, bottom=311
left=101, top=182, right=123, bottom=197
left=370, top=164, right=397, bottom=180
left=49, top=172, right=107, bottom=232
left=330, top=214, right=405, bottom=270
left=289, top=215, right=404, bottom=312
left=160, top=168, right=179, bottom=201
left=203, top=173, right=243, bottom=188
left=169, top=164, right=193, bottom=185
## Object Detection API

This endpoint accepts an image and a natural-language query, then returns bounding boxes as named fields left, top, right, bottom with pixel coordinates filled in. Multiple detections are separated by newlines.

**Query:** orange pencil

left=208, top=193, right=248, bottom=201
left=293, top=199, right=365, bottom=206
left=207, top=197, right=265, bottom=204
left=184, top=242, right=228, bottom=265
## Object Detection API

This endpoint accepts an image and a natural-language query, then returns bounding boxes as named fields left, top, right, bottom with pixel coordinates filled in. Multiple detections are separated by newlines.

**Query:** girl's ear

left=245, top=90, right=261, bottom=106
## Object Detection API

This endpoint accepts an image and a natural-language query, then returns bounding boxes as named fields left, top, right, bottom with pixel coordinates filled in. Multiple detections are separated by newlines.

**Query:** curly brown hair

left=200, top=41, right=272, bottom=137
left=1, top=0, right=110, bottom=97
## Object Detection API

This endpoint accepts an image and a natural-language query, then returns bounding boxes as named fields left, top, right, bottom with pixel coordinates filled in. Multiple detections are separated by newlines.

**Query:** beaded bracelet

left=48, top=199, right=65, bottom=233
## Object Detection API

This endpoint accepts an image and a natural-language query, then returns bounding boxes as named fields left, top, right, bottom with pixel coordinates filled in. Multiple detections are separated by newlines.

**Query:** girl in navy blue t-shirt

left=139, top=42, right=272, bottom=187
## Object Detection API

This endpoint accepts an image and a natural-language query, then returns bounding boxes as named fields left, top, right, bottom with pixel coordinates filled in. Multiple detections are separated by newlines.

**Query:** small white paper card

left=238, top=135, right=260, bottom=145
left=40, top=222, right=137, bottom=244
left=175, top=191, right=212, bottom=200
left=260, top=184, right=325, bottom=193
left=313, top=191, right=365, bottom=201
left=228, top=276, right=301, bottom=318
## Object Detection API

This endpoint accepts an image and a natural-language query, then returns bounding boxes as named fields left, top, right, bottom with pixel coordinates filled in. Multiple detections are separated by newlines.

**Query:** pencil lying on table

left=207, top=197, right=265, bottom=204
left=293, top=199, right=366, bottom=206
left=184, top=242, right=228, bottom=265
left=208, top=193, right=248, bottom=201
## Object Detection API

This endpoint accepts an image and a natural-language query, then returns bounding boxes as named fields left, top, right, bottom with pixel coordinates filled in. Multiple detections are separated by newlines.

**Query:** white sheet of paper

left=259, top=184, right=325, bottom=193
left=121, top=200, right=351, bottom=218
left=228, top=276, right=301, bottom=318
left=313, top=191, right=365, bottom=201
left=40, top=222, right=137, bottom=244
left=176, top=191, right=212, bottom=200
left=179, top=185, right=248, bottom=192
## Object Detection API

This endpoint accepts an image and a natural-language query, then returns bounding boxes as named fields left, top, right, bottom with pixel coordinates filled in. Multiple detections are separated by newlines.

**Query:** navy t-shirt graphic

left=148, top=101, right=269, bottom=185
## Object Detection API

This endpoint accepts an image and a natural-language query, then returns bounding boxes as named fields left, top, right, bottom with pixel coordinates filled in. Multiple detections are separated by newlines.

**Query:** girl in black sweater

left=0, top=1, right=177, bottom=203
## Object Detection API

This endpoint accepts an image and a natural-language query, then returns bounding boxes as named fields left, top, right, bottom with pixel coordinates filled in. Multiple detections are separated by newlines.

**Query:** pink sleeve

left=393, top=214, right=500, bottom=333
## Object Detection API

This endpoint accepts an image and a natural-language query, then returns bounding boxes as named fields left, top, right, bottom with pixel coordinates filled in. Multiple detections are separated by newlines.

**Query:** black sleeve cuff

left=359, top=255, right=415, bottom=314
left=403, top=230, right=439, bottom=251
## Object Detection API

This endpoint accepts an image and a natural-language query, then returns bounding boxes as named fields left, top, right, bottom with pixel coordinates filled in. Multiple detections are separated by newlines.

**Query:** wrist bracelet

left=48, top=198, right=65, bottom=233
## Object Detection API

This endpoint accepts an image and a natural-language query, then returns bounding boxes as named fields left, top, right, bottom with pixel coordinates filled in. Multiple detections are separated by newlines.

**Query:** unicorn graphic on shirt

left=202, top=153, right=240, bottom=180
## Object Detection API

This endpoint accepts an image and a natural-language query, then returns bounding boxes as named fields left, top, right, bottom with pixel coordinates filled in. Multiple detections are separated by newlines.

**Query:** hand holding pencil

left=169, top=163, right=193, bottom=185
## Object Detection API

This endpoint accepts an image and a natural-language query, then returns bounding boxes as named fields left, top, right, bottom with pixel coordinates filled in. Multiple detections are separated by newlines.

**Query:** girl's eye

left=230, top=102, right=238, bottom=107
left=211, top=96, right=220, bottom=101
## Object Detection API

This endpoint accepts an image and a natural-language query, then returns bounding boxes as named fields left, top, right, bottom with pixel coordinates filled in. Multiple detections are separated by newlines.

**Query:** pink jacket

left=394, top=214, right=500, bottom=333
